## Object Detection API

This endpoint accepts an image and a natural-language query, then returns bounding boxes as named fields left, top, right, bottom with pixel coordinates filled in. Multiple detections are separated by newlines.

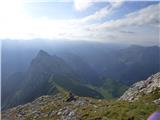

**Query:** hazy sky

left=0, top=0, right=159, bottom=45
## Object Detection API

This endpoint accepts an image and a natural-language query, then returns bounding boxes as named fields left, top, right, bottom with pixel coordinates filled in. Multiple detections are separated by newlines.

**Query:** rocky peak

left=37, top=50, right=50, bottom=57
left=30, top=50, right=63, bottom=68
left=120, top=72, right=160, bottom=101
left=30, top=50, right=51, bottom=65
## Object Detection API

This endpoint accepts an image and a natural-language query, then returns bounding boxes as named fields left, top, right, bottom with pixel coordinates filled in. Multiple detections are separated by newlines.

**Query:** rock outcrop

left=120, top=72, right=160, bottom=101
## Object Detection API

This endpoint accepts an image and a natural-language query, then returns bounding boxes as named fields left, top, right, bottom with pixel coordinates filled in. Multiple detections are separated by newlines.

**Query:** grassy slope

left=48, top=75, right=104, bottom=99
left=22, top=88, right=160, bottom=120
left=86, top=79, right=128, bottom=99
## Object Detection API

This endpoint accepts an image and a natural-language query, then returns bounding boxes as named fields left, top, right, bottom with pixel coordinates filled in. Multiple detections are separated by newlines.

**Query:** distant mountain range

left=2, top=40, right=160, bottom=110
left=1, top=40, right=126, bottom=78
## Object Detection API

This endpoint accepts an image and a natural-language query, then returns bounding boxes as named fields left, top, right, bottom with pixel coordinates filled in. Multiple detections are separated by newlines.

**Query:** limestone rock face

left=120, top=72, right=160, bottom=101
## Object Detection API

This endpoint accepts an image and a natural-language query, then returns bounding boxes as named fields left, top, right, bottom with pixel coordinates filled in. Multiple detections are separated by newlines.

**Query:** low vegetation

left=2, top=90, right=160, bottom=120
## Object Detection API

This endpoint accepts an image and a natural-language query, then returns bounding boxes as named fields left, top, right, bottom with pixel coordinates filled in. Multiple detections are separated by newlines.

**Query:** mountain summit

left=37, top=50, right=50, bottom=57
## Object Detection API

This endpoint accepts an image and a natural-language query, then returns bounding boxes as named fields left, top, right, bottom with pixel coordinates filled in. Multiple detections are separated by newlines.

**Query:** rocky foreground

left=2, top=73, right=160, bottom=120
left=2, top=95, right=110, bottom=120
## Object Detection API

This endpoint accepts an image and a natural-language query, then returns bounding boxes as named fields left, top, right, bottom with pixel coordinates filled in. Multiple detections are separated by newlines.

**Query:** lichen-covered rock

left=153, top=98, right=160, bottom=105
left=120, top=72, right=160, bottom=101
left=60, top=107, right=77, bottom=120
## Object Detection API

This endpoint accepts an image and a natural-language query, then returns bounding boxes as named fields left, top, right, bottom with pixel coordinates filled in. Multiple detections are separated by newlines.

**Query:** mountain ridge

left=2, top=45, right=160, bottom=110
left=2, top=50, right=104, bottom=110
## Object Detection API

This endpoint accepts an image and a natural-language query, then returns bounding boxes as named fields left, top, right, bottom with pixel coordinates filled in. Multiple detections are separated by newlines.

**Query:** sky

left=0, top=0, right=159, bottom=45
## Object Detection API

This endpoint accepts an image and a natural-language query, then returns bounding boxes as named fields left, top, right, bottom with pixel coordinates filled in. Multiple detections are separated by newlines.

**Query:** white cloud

left=74, top=0, right=93, bottom=11
left=93, top=3, right=160, bottom=30
left=81, top=7, right=111, bottom=23
left=83, top=3, right=159, bottom=45
left=0, top=0, right=124, bottom=40
left=0, top=0, right=159, bottom=46
left=80, top=1, right=123, bottom=23
left=73, top=0, right=123, bottom=11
